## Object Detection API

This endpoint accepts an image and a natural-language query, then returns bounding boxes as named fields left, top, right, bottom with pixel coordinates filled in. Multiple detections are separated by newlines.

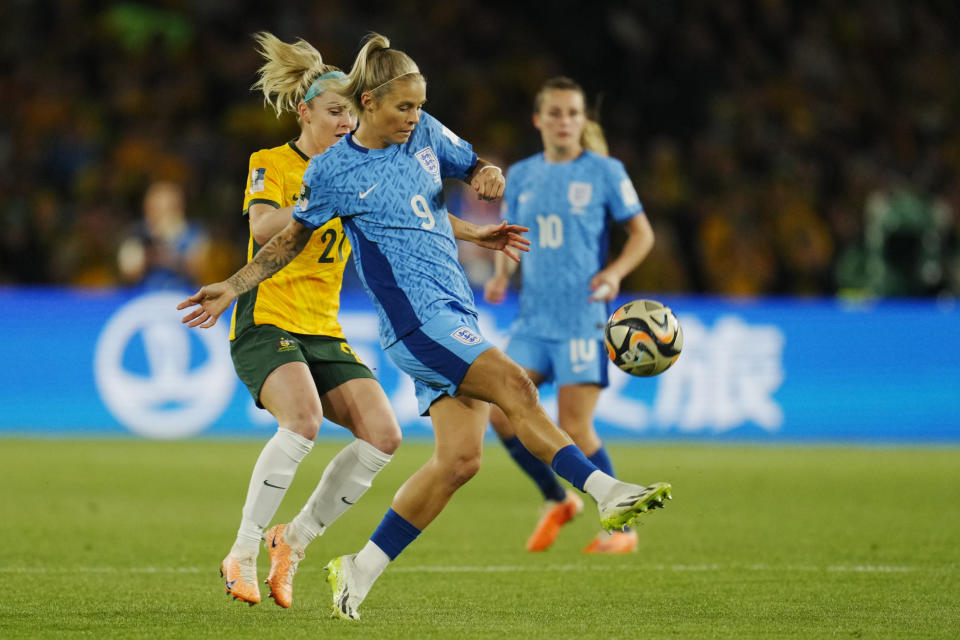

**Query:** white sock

left=288, top=439, right=392, bottom=546
left=232, top=427, right=314, bottom=555
left=352, top=539, right=391, bottom=599
left=583, top=470, right=620, bottom=503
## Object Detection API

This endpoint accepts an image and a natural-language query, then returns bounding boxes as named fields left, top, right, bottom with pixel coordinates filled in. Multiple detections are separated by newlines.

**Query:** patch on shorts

left=450, top=326, right=482, bottom=346
left=276, top=337, right=298, bottom=353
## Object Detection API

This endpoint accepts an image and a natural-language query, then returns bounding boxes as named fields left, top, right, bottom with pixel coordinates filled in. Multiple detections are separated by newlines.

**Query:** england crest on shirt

left=416, top=147, right=441, bottom=183
left=250, top=168, right=266, bottom=194
left=568, top=181, right=593, bottom=214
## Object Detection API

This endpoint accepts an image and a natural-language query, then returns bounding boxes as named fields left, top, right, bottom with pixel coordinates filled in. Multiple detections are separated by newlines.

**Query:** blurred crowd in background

left=2, top=0, right=959, bottom=297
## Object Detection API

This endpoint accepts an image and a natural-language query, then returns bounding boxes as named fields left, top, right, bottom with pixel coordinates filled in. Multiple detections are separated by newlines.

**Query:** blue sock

left=550, top=444, right=599, bottom=492
left=588, top=446, right=615, bottom=478
left=369, top=509, right=421, bottom=560
left=502, top=436, right=567, bottom=502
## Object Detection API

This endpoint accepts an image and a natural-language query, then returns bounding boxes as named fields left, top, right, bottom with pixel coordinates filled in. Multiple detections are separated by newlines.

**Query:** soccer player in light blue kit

left=484, top=77, right=656, bottom=554
left=179, top=34, right=671, bottom=620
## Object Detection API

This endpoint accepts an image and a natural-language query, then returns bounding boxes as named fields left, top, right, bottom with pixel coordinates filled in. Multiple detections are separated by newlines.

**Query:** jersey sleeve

left=292, top=157, right=337, bottom=230
left=242, top=150, right=283, bottom=214
left=604, top=158, right=645, bottom=223
left=423, top=112, right=477, bottom=180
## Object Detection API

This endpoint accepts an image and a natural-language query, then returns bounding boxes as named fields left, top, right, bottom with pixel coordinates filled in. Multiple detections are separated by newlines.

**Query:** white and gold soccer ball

left=604, top=299, right=683, bottom=377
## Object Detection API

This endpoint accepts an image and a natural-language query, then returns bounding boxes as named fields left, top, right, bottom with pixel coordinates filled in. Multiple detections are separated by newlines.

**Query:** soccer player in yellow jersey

left=218, top=32, right=401, bottom=609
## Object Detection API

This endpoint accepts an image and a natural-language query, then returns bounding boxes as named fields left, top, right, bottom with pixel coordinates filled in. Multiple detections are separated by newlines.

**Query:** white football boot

left=326, top=554, right=367, bottom=620
left=597, top=481, right=672, bottom=531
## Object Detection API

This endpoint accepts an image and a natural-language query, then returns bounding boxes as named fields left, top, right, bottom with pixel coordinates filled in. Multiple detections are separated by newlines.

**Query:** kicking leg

left=489, top=368, right=568, bottom=503
left=460, top=348, right=671, bottom=532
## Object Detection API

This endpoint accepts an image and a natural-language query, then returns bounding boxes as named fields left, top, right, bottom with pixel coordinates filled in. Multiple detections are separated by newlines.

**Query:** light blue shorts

left=386, top=308, right=494, bottom=416
left=505, top=333, right=608, bottom=388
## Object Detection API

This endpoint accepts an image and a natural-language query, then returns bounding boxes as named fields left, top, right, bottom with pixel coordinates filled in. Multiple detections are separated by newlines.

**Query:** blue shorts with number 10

left=505, top=332, right=609, bottom=389
left=385, top=306, right=494, bottom=416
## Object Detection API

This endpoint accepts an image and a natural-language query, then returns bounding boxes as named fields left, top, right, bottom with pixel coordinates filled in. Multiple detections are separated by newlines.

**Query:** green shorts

left=231, top=324, right=376, bottom=408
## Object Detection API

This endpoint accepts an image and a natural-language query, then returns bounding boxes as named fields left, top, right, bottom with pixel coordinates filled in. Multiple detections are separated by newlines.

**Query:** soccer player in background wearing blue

left=179, top=33, right=671, bottom=620
left=484, top=77, right=656, bottom=554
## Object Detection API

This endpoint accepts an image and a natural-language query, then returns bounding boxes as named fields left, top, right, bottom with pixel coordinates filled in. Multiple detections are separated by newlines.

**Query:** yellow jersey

left=230, top=141, right=350, bottom=339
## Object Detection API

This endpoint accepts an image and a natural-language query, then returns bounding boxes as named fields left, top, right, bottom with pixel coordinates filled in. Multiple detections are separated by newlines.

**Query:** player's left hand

left=473, top=221, right=530, bottom=263
left=470, top=165, right=505, bottom=202
left=177, top=281, right=237, bottom=328
left=588, top=273, right=620, bottom=302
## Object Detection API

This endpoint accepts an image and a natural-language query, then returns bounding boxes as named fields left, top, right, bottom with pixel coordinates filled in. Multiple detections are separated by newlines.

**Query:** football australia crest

left=568, top=181, right=593, bottom=214
left=416, top=147, right=441, bottom=183
left=249, top=168, right=266, bottom=194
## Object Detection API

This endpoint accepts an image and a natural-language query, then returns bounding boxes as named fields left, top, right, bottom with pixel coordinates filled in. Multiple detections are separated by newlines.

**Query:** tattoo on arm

left=227, top=223, right=312, bottom=294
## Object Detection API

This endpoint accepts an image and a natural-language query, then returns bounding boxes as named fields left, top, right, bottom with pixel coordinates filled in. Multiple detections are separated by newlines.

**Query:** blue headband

left=303, top=70, right=347, bottom=102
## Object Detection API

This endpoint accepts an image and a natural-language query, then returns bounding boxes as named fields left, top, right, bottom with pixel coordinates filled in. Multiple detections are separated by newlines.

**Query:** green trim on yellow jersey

left=288, top=140, right=310, bottom=162
left=244, top=198, right=281, bottom=215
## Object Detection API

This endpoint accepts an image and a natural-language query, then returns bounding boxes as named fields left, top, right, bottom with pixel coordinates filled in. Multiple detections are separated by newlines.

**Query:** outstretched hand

left=472, top=221, right=530, bottom=263
left=177, top=282, right=237, bottom=328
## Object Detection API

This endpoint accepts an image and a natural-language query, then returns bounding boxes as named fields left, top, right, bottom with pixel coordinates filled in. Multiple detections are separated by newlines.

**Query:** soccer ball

left=604, top=299, right=683, bottom=377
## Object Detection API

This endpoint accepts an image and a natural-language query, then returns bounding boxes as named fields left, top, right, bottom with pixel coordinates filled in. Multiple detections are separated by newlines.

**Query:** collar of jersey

left=345, top=132, right=396, bottom=156
left=540, top=150, right=589, bottom=165
left=288, top=140, right=310, bottom=162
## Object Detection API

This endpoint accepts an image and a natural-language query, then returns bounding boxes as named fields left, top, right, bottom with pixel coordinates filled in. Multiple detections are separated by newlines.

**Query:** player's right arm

left=244, top=150, right=294, bottom=245
left=178, top=218, right=313, bottom=328
left=249, top=204, right=297, bottom=245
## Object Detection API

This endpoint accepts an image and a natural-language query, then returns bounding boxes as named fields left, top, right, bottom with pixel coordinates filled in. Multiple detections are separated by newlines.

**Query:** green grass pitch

left=1, top=439, right=958, bottom=639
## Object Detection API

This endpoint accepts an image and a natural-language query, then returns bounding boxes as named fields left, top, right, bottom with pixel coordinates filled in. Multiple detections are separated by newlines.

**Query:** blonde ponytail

left=582, top=119, right=609, bottom=156
left=340, top=32, right=422, bottom=113
left=251, top=31, right=343, bottom=117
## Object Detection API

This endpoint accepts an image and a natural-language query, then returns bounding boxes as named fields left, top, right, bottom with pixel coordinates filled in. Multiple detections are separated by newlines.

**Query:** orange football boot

left=220, top=553, right=261, bottom=605
left=525, top=490, right=584, bottom=552
left=264, top=524, right=305, bottom=608
left=582, top=529, right=639, bottom=554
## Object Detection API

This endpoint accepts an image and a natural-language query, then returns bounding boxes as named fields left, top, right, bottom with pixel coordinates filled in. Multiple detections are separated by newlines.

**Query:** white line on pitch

left=0, top=564, right=940, bottom=574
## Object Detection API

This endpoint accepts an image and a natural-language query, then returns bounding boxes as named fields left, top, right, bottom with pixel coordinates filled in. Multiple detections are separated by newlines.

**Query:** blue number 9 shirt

left=294, top=111, right=479, bottom=349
